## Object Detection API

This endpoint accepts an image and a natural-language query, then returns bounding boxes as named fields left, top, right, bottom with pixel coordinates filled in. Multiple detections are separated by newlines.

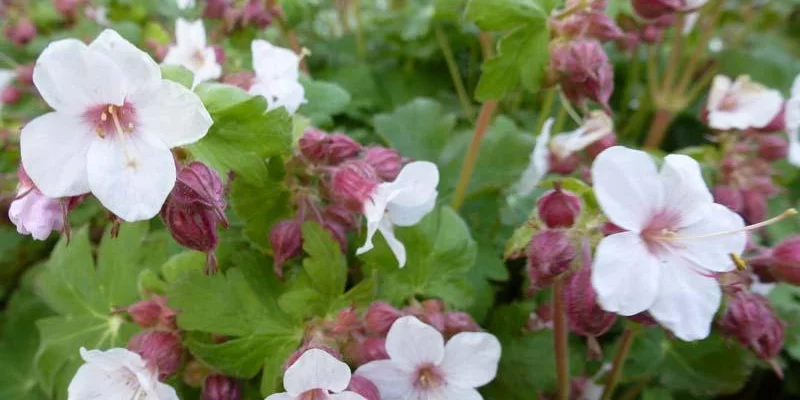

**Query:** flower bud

left=548, top=153, right=580, bottom=175
left=444, top=312, right=481, bottom=337
left=15, top=64, right=34, bottom=86
left=269, top=219, right=303, bottom=276
left=204, top=0, right=230, bottom=19
left=363, top=146, right=403, bottom=181
left=330, top=307, right=361, bottom=336
left=640, top=24, right=664, bottom=44
left=172, top=162, right=227, bottom=217
left=1, top=86, right=22, bottom=105
left=347, top=376, right=380, bottom=400
left=126, top=296, right=178, bottom=330
left=526, top=230, right=576, bottom=289
left=632, top=0, right=682, bottom=20
left=323, top=204, right=359, bottom=230
left=741, top=189, right=767, bottom=225
left=564, top=263, right=616, bottom=337
left=330, top=160, right=379, bottom=209
left=551, top=39, right=614, bottom=111
left=162, top=204, right=220, bottom=254
left=5, top=18, right=37, bottom=46
left=54, top=0, right=86, bottom=19
left=299, top=129, right=331, bottom=163
left=202, top=375, right=241, bottom=400
left=767, top=236, right=800, bottom=285
left=9, top=167, right=65, bottom=241
left=365, top=302, right=404, bottom=335
left=585, top=133, right=617, bottom=159
left=537, top=184, right=582, bottom=228
left=713, top=185, right=744, bottom=213
left=242, top=0, right=273, bottom=28
left=719, top=292, right=785, bottom=360
left=128, top=331, right=183, bottom=379
left=328, top=134, right=362, bottom=164
left=358, top=337, right=389, bottom=363
left=221, top=72, right=255, bottom=91
left=757, top=135, right=788, bottom=162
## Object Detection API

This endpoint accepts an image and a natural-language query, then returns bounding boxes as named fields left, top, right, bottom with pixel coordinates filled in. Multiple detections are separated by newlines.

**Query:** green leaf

left=359, top=207, right=478, bottom=307
left=298, top=78, right=351, bottom=127
left=374, top=98, right=457, bottom=162
left=769, top=284, right=800, bottom=361
left=161, top=65, right=194, bottom=89
left=230, top=161, right=293, bottom=251
left=475, top=25, right=549, bottom=99
left=301, top=222, right=347, bottom=302
left=465, top=0, right=546, bottom=30
left=659, top=334, right=752, bottom=396
left=96, top=221, right=150, bottom=307
left=622, top=328, right=669, bottom=382
left=195, top=83, right=254, bottom=114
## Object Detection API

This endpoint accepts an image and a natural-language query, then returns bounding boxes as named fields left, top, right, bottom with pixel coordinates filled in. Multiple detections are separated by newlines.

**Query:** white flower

left=266, top=349, right=366, bottom=400
left=356, top=161, right=439, bottom=268
left=163, top=19, right=222, bottom=87
left=20, top=29, right=212, bottom=222
left=590, top=146, right=747, bottom=341
left=68, top=347, right=178, bottom=400
left=249, top=39, right=306, bottom=114
left=355, top=316, right=501, bottom=400
left=705, top=75, right=783, bottom=131
left=176, top=0, right=195, bottom=10
left=510, top=118, right=553, bottom=200
left=785, top=74, right=800, bottom=166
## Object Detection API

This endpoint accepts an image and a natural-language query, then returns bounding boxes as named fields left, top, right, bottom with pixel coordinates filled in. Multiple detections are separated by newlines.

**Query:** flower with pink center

left=68, top=347, right=179, bottom=400
left=163, top=19, right=222, bottom=87
left=590, top=146, right=747, bottom=341
left=265, top=349, right=366, bottom=400
left=705, top=75, right=783, bottom=131
left=249, top=39, right=305, bottom=114
left=356, top=162, right=439, bottom=268
left=20, top=29, right=212, bottom=222
left=785, top=74, right=800, bottom=166
left=355, top=316, right=501, bottom=400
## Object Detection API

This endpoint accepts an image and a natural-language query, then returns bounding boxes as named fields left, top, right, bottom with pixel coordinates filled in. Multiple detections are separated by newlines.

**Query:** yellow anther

left=729, top=253, right=747, bottom=271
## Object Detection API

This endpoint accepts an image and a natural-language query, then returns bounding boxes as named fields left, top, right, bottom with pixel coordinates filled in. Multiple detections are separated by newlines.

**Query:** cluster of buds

left=269, top=128, right=406, bottom=276
left=204, top=0, right=279, bottom=31
left=202, top=374, right=242, bottom=400
left=614, top=13, right=678, bottom=52
left=746, top=236, right=800, bottom=286
left=8, top=165, right=82, bottom=241
left=713, top=141, right=781, bottom=224
left=124, top=296, right=184, bottom=380
left=53, top=0, right=89, bottom=21
left=161, top=162, right=229, bottom=273
left=632, top=0, right=707, bottom=21
left=719, top=291, right=785, bottom=363
left=547, top=0, right=619, bottom=111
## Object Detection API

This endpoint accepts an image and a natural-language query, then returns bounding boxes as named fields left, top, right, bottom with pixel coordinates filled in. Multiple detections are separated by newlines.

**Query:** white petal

left=250, top=79, right=306, bottom=114
left=68, top=362, right=140, bottom=400
left=70, top=348, right=155, bottom=400
left=379, top=220, right=407, bottom=268
left=329, top=392, right=368, bottom=400
left=251, top=39, right=300, bottom=82
left=386, top=161, right=440, bottom=209
left=79, top=347, right=147, bottom=371
left=591, top=146, right=662, bottom=231
left=786, top=97, right=800, bottom=132
left=440, top=332, right=501, bottom=388
left=430, top=385, right=484, bottom=400
left=356, top=187, right=392, bottom=257
left=672, top=203, right=746, bottom=273
left=355, top=361, right=414, bottom=400
left=87, top=130, right=176, bottom=221
left=788, top=127, right=800, bottom=167
left=591, top=232, right=661, bottom=316
left=736, top=89, right=784, bottom=129
left=128, top=80, right=212, bottom=147
left=648, top=257, right=722, bottom=341
left=660, top=154, right=713, bottom=227
left=90, top=29, right=161, bottom=89
left=33, top=39, right=127, bottom=114
left=388, top=192, right=436, bottom=227
left=264, top=394, right=296, bottom=400
left=175, top=19, right=207, bottom=49
left=154, top=382, right=180, bottom=400
left=283, top=349, right=352, bottom=396
left=9, top=189, right=64, bottom=240
left=385, top=316, right=445, bottom=370
left=706, top=75, right=731, bottom=112
left=20, top=112, right=92, bottom=197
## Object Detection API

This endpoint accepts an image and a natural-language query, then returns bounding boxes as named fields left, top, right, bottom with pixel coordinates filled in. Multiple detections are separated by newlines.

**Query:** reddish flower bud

left=128, top=331, right=183, bottom=379
left=548, top=152, right=581, bottom=175
left=632, top=0, right=682, bottom=20
left=444, top=312, right=481, bottom=337
left=162, top=204, right=220, bottom=262
left=204, top=0, right=230, bottom=19
left=554, top=11, right=624, bottom=43
left=330, top=160, right=379, bottom=209
left=537, top=184, right=582, bottom=228
left=347, top=376, right=380, bottom=400
left=713, top=185, right=744, bottom=213
left=328, top=134, right=362, bottom=164
left=269, top=219, right=303, bottom=276
left=5, top=18, right=37, bottom=46
left=15, top=64, right=34, bottom=86
left=719, top=292, right=785, bottom=360
left=203, top=375, right=241, bottom=400
left=767, top=236, right=800, bottom=285
left=127, top=296, right=178, bottom=330
left=242, top=0, right=273, bottom=28
left=585, top=133, right=617, bottom=159
left=365, top=302, right=404, bottom=335
left=323, top=221, right=348, bottom=251
left=323, top=204, right=359, bottom=230
left=640, top=24, right=665, bottom=44
left=1, top=86, right=22, bottom=105
left=363, top=146, right=403, bottom=181
left=172, top=162, right=227, bottom=218
left=330, top=307, right=361, bottom=336
left=358, top=337, right=389, bottom=363
left=757, top=135, right=788, bottom=162
left=221, top=72, right=255, bottom=91
left=213, top=45, right=227, bottom=64
left=564, top=263, right=616, bottom=337
left=741, top=190, right=767, bottom=225
left=551, top=39, right=614, bottom=111
left=526, top=230, right=576, bottom=289
left=54, top=0, right=86, bottom=19
left=299, top=129, right=331, bottom=162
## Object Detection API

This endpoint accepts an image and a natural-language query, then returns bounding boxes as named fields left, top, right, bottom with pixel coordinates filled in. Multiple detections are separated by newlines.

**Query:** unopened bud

left=9, top=166, right=65, bottom=241
left=330, top=307, right=361, bottom=336
left=1, top=86, right=22, bottom=105
left=548, top=152, right=581, bottom=175
left=632, top=0, right=682, bottom=20
left=128, top=331, right=183, bottom=379
left=328, top=134, right=362, bottom=164
left=172, top=162, right=227, bottom=216
left=347, top=376, right=380, bottom=400
left=537, top=184, right=582, bottom=228
left=204, top=0, right=230, bottom=19
left=551, top=39, right=614, bottom=111
left=5, top=18, right=37, bottom=46
left=269, top=219, right=303, bottom=276
left=202, top=374, right=241, bottom=400
left=757, top=135, right=788, bottom=162
left=741, top=190, right=767, bottom=225
left=526, top=230, right=576, bottom=289
left=242, top=0, right=273, bottom=28
left=719, top=292, right=785, bottom=361
left=444, top=312, right=481, bottom=337
left=298, top=129, right=331, bottom=162
left=564, top=263, right=616, bottom=337
left=640, top=24, right=665, bottom=44
left=363, top=146, right=403, bottom=181
left=713, top=185, right=744, bottom=213
left=358, top=337, right=389, bottom=363
left=323, top=204, right=359, bottom=230
left=221, top=72, right=255, bottom=91
left=54, top=0, right=86, bottom=19
left=767, top=236, right=800, bottom=285
left=15, top=64, right=34, bottom=85
left=162, top=204, right=220, bottom=262
left=365, top=302, right=403, bottom=335
left=126, top=296, right=178, bottom=330
left=330, top=160, right=379, bottom=209
left=585, top=133, right=617, bottom=159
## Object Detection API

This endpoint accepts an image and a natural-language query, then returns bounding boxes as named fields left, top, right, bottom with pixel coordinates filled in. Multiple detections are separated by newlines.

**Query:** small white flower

left=356, top=161, right=439, bottom=268
left=163, top=19, right=222, bottom=87
left=266, top=349, right=366, bottom=400
left=785, top=74, right=800, bottom=166
left=355, top=316, right=501, bottom=400
left=68, top=347, right=178, bottom=400
left=21, top=29, right=213, bottom=222
left=590, top=146, right=747, bottom=341
left=706, top=75, right=783, bottom=131
left=249, top=39, right=306, bottom=114
left=176, top=0, right=195, bottom=10
left=510, top=118, right=553, bottom=200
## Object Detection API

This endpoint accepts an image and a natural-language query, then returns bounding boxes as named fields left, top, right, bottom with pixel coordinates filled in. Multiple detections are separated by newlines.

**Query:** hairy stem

left=436, top=24, right=475, bottom=121
left=600, top=327, right=637, bottom=400
left=451, top=101, right=498, bottom=210
left=553, top=278, right=570, bottom=400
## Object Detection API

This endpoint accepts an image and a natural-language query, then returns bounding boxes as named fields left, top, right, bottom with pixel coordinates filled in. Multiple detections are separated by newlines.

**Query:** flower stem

left=643, top=108, right=674, bottom=150
left=553, top=278, right=571, bottom=400
left=661, top=15, right=685, bottom=92
left=353, top=0, right=367, bottom=60
left=535, top=87, right=557, bottom=134
left=436, top=24, right=475, bottom=122
left=599, top=326, right=637, bottom=400
left=451, top=100, right=498, bottom=211
left=675, top=0, right=725, bottom=94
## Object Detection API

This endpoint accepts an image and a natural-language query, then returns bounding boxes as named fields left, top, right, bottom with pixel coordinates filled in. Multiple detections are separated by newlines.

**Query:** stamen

left=676, top=209, right=798, bottom=241
left=729, top=253, right=748, bottom=272
left=108, top=105, right=137, bottom=169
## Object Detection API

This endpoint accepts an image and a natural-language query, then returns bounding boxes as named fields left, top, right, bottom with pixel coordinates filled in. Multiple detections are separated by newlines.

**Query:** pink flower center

left=300, top=389, right=328, bottom=400
left=640, top=210, right=682, bottom=254
left=414, top=364, right=444, bottom=390
left=190, top=50, right=206, bottom=69
left=718, top=93, right=739, bottom=112
left=84, top=102, right=137, bottom=139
